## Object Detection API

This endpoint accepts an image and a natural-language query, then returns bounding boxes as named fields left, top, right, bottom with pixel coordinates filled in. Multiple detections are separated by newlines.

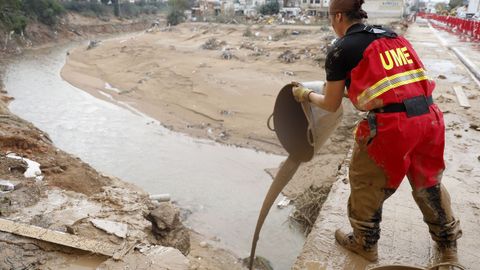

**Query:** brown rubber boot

left=433, top=241, right=460, bottom=270
left=335, top=229, right=378, bottom=262
left=438, top=241, right=458, bottom=263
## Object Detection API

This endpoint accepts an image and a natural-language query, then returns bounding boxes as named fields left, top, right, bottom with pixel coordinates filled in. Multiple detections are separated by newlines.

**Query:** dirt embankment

left=1, top=12, right=152, bottom=55
left=0, top=14, right=245, bottom=270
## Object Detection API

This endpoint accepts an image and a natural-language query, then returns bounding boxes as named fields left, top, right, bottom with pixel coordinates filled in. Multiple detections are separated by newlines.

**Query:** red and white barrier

left=419, top=12, right=480, bottom=41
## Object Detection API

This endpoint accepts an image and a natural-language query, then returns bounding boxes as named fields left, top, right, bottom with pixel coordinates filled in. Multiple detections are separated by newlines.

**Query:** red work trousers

left=348, top=104, right=462, bottom=247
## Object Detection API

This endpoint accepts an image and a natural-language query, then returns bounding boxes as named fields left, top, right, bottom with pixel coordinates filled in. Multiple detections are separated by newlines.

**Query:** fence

left=419, top=12, right=480, bottom=41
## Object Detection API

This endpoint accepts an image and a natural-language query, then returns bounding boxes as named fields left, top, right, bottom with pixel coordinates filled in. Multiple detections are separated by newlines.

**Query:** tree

left=259, top=1, right=279, bottom=15
left=112, top=0, right=120, bottom=16
left=22, top=0, right=65, bottom=26
left=168, top=0, right=190, bottom=11
left=435, top=2, right=447, bottom=12
left=0, top=0, right=27, bottom=33
left=448, top=0, right=463, bottom=10
left=166, top=0, right=190, bottom=26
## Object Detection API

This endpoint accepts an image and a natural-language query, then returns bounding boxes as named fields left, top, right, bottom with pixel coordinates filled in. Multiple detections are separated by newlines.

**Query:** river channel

left=5, top=44, right=305, bottom=269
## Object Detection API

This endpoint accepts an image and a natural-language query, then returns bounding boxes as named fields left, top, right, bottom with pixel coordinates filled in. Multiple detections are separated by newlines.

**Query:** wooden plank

left=453, top=86, right=471, bottom=108
left=0, top=218, right=119, bottom=257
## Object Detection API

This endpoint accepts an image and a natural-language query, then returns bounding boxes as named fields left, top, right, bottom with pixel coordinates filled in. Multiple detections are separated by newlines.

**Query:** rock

left=469, top=123, right=480, bottom=131
left=437, top=74, right=447, bottom=79
left=146, top=203, right=191, bottom=255
left=147, top=203, right=179, bottom=231
left=90, top=219, right=128, bottom=238
left=477, top=156, right=480, bottom=161
left=199, top=241, right=208, bottom=248
left=87, top=40, right=101, bottom=50
left=0, top=180, right=14, bottom=192
left=221, top=50, right=234, bottom=60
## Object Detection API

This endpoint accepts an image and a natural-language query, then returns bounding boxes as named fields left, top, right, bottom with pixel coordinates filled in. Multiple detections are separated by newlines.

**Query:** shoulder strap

left=347, top=25, right=398, bottom=38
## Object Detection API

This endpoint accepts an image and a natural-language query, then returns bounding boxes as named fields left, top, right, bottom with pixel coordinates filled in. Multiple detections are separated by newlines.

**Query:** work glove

left=291, top=82, right=313, bottom=103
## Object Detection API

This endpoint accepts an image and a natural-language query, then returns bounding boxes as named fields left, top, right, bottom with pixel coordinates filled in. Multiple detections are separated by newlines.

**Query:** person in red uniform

left=292, top=0, right=462, bottom=264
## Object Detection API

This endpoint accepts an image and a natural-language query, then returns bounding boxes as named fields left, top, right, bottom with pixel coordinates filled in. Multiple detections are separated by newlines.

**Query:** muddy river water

left=5, top=45, right=305, bottom=269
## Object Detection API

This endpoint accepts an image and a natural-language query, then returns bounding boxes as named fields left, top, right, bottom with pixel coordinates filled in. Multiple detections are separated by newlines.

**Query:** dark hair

left=345, top=0, right=368, bottom=20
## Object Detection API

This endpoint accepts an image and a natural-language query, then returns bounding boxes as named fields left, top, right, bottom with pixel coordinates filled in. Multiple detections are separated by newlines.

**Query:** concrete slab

left=293, top=20, right=480, bottom=270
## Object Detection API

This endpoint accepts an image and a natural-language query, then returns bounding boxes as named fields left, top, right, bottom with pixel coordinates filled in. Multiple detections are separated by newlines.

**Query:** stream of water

left=5, top=44, right=305, bottom=269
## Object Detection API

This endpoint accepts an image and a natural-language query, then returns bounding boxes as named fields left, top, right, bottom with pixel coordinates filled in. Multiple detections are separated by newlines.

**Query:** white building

left=363, top=0, right=404, bottom=19
left=467, top=0, right=480, bottom=14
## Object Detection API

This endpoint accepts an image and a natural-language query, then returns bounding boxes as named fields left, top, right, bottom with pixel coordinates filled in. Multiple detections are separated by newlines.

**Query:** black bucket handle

left=267, top=113, right=275, bottom=131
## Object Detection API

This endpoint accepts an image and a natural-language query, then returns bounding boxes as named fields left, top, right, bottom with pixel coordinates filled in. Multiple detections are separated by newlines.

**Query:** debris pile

left=201, top=38, right=226, bottom=50
left=290, top=185, right=331, bottom=235
left=278, top=50, right=300, bottom=63
left=240, top=42, right=268, bottom=56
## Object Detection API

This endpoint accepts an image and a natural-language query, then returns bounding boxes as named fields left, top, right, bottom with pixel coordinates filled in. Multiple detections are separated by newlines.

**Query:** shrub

left=62, top=1, right=110, bottom=17
left=141, top=5, right=160, bottom=15
left=243, top=27, right=253, bottom=37
left=0, top=0, right=27, bottom=33
left=1, top=12, right=27, bottom=34
left=119, top=3, right=141, bottom=17
left=167, top=9, right=184, bottom=25
left=22, top=0, right=65, bottom=26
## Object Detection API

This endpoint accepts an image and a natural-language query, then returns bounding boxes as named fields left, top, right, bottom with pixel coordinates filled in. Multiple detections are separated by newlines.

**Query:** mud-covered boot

left=438, top=241, right=458, bottom=263
left=432, top=241, right=461, bottom=270
left=335, top=229, right=378, bottom=262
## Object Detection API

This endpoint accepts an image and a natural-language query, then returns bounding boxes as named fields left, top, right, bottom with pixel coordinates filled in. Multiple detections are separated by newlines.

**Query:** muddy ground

left=0, top=13, right=250, bottom=270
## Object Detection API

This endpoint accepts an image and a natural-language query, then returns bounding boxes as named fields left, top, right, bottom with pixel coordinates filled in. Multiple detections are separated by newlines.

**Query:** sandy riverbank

left=60, top=22, right=367, bottom=199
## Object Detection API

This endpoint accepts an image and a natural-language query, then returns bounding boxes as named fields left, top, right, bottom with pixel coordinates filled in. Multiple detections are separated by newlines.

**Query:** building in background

left=363, top=0, right=404, bottom=19
left=467, top=0, right=480, bottom=14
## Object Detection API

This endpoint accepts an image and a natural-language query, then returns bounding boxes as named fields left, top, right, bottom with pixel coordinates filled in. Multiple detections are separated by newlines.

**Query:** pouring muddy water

left=249, top=81, right=344, bottom=269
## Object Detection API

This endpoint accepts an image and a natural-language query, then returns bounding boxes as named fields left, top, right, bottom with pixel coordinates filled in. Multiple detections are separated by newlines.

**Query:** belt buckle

left=403, top=96, right=429, bottom=118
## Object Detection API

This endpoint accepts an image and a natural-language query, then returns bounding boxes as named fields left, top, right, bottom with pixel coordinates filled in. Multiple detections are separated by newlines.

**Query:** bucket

left=249, top=81, right=343, bottom=269
left=369, top=263, right=465, bottom=270
left=269, top=81, right=343, bottom=162
left=369, top=266, right=425, bottom=270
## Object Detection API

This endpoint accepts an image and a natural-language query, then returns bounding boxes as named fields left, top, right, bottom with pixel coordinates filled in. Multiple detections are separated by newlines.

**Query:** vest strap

left=346, top=25, right=398, bottom=38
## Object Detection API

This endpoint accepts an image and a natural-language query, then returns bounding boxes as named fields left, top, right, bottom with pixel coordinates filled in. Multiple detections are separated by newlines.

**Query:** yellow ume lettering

left=379, top=46, right=413, bottom=70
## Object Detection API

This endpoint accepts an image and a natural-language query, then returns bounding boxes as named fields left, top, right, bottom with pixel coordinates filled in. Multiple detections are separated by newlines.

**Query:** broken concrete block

left=97, top=246, right=189, bottom=270
left=91, top=219, right=128, bottom=239
left=0, top=180, right=15, bottom=192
